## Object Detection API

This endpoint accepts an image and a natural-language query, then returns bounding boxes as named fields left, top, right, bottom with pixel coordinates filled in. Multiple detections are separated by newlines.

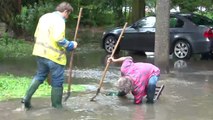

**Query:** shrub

left=14, top=2, right=55, bottom=36
left=0, top=35, right=33, bottom=59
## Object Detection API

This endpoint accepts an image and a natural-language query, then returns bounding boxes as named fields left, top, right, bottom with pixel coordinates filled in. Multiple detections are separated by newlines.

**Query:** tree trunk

left=154, top=0, right=170, bottom=74
left=113, top=0, right=124, bottom=26
left=131, top=0, right=145, bottom=23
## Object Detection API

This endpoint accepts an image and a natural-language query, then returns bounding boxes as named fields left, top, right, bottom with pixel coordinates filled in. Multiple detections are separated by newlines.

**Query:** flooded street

left=1, top=38, right=213, bottom=119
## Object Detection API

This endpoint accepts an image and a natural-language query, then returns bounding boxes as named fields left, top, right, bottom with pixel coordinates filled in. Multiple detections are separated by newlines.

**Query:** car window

left=183, top=14, right=213, bottom=26
left=170, top=17, right=184, bottom=28
left=137, top=16, right=156, bottom=28
left=170, top=18, right=177, bottom=28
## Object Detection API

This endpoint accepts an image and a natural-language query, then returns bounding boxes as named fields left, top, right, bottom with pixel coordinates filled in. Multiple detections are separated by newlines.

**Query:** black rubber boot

left=51, top=87, right=63, bottom=108
left=22, top=79, right=41, bottom=109
left=146, top=85, right=156, bottom=104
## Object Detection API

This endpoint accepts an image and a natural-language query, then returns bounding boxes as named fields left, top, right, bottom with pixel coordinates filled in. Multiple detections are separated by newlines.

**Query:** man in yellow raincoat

left=22, top=2, right=77, bottom=109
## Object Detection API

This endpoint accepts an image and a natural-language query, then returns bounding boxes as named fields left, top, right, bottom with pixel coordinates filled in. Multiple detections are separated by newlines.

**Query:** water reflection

left=0, top=56, right=36, bottom=76
left=131, top=105, right=156, bottom=120
left=173, top=60, right=187, bottom=69
left=132, top=106, right=145, bottom=120
left=131, top=104, right=156, bottom=120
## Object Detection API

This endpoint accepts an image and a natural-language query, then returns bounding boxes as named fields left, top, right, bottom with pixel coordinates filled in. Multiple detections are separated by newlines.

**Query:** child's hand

left=107, top=56, right=114, bottom=63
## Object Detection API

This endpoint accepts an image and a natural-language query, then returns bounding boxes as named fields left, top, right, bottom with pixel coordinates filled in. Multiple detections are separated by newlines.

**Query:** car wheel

left=104, top=35, right=120, bottom=54
left=173, top=40, right=191, bottom=59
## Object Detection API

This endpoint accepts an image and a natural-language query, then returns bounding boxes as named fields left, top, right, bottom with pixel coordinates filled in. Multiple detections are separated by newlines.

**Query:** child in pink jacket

left=108, top=56, right=160, bottom=104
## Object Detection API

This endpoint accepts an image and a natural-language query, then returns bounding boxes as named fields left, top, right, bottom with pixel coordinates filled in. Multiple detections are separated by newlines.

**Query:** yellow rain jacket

left=33, top=12, right=67, bottom=65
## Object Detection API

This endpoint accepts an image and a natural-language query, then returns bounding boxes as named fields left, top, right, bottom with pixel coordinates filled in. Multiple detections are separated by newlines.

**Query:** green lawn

left=0, top=74, right=86, bottom=101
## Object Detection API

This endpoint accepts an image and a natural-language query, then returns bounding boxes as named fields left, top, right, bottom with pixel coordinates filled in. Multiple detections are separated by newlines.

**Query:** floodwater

left=1, top=35, right=213, bottom=120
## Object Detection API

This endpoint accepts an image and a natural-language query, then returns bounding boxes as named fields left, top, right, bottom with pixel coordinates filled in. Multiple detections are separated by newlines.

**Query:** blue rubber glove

left=58, top=38, right=75, bottom=51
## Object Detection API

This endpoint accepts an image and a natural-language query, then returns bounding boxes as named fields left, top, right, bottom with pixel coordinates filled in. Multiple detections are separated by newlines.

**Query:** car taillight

left=204, top=28, right=213, bottom=38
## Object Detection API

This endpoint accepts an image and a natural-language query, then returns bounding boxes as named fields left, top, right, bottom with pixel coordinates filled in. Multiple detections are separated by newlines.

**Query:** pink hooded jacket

left=120, top=58, right=160, bottom=104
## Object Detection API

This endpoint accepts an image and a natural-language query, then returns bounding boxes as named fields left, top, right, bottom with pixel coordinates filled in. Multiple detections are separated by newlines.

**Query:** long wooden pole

left=90, top=22, right=128, bottom=101
left=64, top=8, right=83, bottom=102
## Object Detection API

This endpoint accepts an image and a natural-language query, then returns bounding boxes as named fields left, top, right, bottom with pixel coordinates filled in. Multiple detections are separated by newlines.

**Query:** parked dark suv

left=101, top=13, right=213, bottom=59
